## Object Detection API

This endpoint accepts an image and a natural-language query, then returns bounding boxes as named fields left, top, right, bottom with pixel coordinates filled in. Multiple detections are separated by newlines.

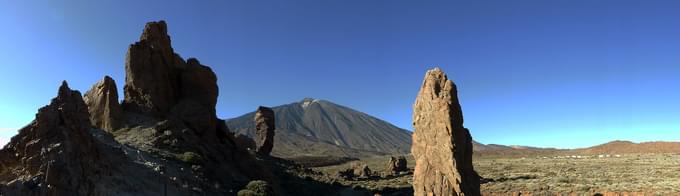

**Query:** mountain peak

left=226, top=98, right=412, bottom=158
left=300, top=97, right=320, bottom=109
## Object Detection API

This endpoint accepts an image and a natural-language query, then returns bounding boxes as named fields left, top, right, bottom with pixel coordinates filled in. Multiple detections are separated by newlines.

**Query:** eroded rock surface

left=255, top=106, right=275, bottom=156
left=84, top=75, right=122, bottom=132
left=386, top=156, right=408, bottom=175
left=411, top=68, right=480, bottom=196
left=0, top=82, right=106, bottom=195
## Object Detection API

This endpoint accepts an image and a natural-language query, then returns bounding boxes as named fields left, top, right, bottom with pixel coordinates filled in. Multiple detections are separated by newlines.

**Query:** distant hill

left=225, top=98, right=412, bottom=158
left=472, top=140, right=680, bottom=157
left=575, top=140, right=680, bottom=154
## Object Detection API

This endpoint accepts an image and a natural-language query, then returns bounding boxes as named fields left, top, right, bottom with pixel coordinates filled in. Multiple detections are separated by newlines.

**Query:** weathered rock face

left=411, top=68, right=480, bottom=196
left=0, top=81, right=104, bottom=195
left=122, top=21, right=181, bottom=116
left=254, top=106, right=275, bottom=156
left=122, top=20, right=219, bottom=137
left=84, top=75, right=122, bottom=132
left=114, top=21, right=271, bottom=191
left=386, top=156, right=408, bottom=175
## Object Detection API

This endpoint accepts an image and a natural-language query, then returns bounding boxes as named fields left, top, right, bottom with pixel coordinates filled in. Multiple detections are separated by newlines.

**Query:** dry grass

left=312, top=153, right=680, bottom=195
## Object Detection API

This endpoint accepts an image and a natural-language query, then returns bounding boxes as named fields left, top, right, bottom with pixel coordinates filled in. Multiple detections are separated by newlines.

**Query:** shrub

left=176, top=151, right=202, bottom=164
left=237, top=180, right=274, bottom=196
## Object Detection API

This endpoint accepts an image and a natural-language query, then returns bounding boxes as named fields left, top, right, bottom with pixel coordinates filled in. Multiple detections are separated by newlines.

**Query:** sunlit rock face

left=84, top=75, right=122, bottom=132
left=411, top=67, right=480, bottom=196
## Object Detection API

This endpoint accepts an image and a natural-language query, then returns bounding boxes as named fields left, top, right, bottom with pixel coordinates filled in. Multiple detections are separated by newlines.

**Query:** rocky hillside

left=226, top=98, right=412, bottom=158
left=0, top=21, right=272, bottom=195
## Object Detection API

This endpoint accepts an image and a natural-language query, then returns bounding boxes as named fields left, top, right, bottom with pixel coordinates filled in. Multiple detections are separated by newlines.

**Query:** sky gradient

left=1, top=0, right=679, bottom=148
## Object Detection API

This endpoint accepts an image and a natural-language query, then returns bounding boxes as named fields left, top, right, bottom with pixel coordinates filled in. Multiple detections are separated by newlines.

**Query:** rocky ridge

left=0, top=21, right=271, bottom=195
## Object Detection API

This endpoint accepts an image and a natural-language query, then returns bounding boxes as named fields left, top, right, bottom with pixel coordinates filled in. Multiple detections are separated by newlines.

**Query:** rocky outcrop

left=84, top=76, right=122, bottom=132
left=122, top=20, right=220, bottom=137
left=122, top=21, right=181, bottom=116
left=411, top=68, right=480, bottom=196
left=0, top=81, right=105, bottom=195
left=386, top=156, right=408, bottom=175
left=114, top=20, right=270, bottom=191
left=255, top=106, right=275, bottom=156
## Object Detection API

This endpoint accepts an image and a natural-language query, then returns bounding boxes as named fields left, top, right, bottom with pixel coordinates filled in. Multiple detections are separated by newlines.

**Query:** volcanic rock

left=254, top=106, right=275, bottom=156
left=386, top=156, right=408, bottom=175
left=84, top=75, right=122, bottom=132
left=411, top=68, right=480, bottom=196
left=114, top=21, right=271, bottom=191
left=122, top=20, right=182, bottom=116
left=122, top=20, right=221, bottom=137
left=0, top=81, right=104, bottom=195
left=235, top=133, right=257, bottom=151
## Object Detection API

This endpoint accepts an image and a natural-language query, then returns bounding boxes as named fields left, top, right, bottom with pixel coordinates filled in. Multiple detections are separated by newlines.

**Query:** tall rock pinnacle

left=411, top=68, right=480, bottom=196
left=123, top=20, right=183, bottom=116
left=121, top=20, right=219, bottom=135
left=254, top=106, right=275, bottom=156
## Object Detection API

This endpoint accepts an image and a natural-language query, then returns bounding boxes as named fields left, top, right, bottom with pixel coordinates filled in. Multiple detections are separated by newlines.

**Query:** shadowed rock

left=0, top=81, right=104, bottom=195
left=122, top=20, right=220, bottom=137
left=255, top=106, right=275, bottom=156
left=411, top=67, right=480, bottom=196
left=123, top=21, right=182, bottom=116
left=84, top=75, right=122, bottom=132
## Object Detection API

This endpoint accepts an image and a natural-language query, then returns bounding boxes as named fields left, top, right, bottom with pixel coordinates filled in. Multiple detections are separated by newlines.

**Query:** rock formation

left=0, top=82, right=105, bottom=195
left=411, top=67, right=480, bottom=196
left=121, top=20, right=221, bottom=138
left=254, top=106, right=275, bottom=156
left=114, top=20, right=269, bottom=190
left=84, top=75, right=122, bottom=132
left=336, top=162, right=373, bottom=180
left=386, top=156, right=408, bottom=175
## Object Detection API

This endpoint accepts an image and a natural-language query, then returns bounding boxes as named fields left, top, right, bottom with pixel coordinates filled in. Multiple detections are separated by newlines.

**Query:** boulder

left=254, top=106, right=275, bottom=156
left=84, top=75, right=122, bottom=132
left=386, top=156, right=408, bottom=175
left=336, top=162, right=372, bottom=180
left=411, top=68, right=480, bottom=196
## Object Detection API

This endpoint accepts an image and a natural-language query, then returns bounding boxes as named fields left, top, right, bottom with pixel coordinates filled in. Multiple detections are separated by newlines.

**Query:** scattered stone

left=84, top=75, right=123, bottom=132
left=411, top=67, right=480, bottom=196
left=254, top=106, right=275, bottom=156
left=336, top=162, right=373, bottom=180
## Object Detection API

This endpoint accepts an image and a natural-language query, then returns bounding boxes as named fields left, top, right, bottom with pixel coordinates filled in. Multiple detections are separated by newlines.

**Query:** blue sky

left=1, top=0, right=679, bottom=148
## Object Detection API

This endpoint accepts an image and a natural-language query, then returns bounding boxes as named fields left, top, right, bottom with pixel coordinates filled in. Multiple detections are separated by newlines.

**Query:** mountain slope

left=226, top=98, right=412, bottom=158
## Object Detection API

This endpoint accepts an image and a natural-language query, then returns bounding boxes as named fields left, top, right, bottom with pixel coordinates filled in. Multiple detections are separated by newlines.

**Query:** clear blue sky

left=1, top=0, right=679, bottom=148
